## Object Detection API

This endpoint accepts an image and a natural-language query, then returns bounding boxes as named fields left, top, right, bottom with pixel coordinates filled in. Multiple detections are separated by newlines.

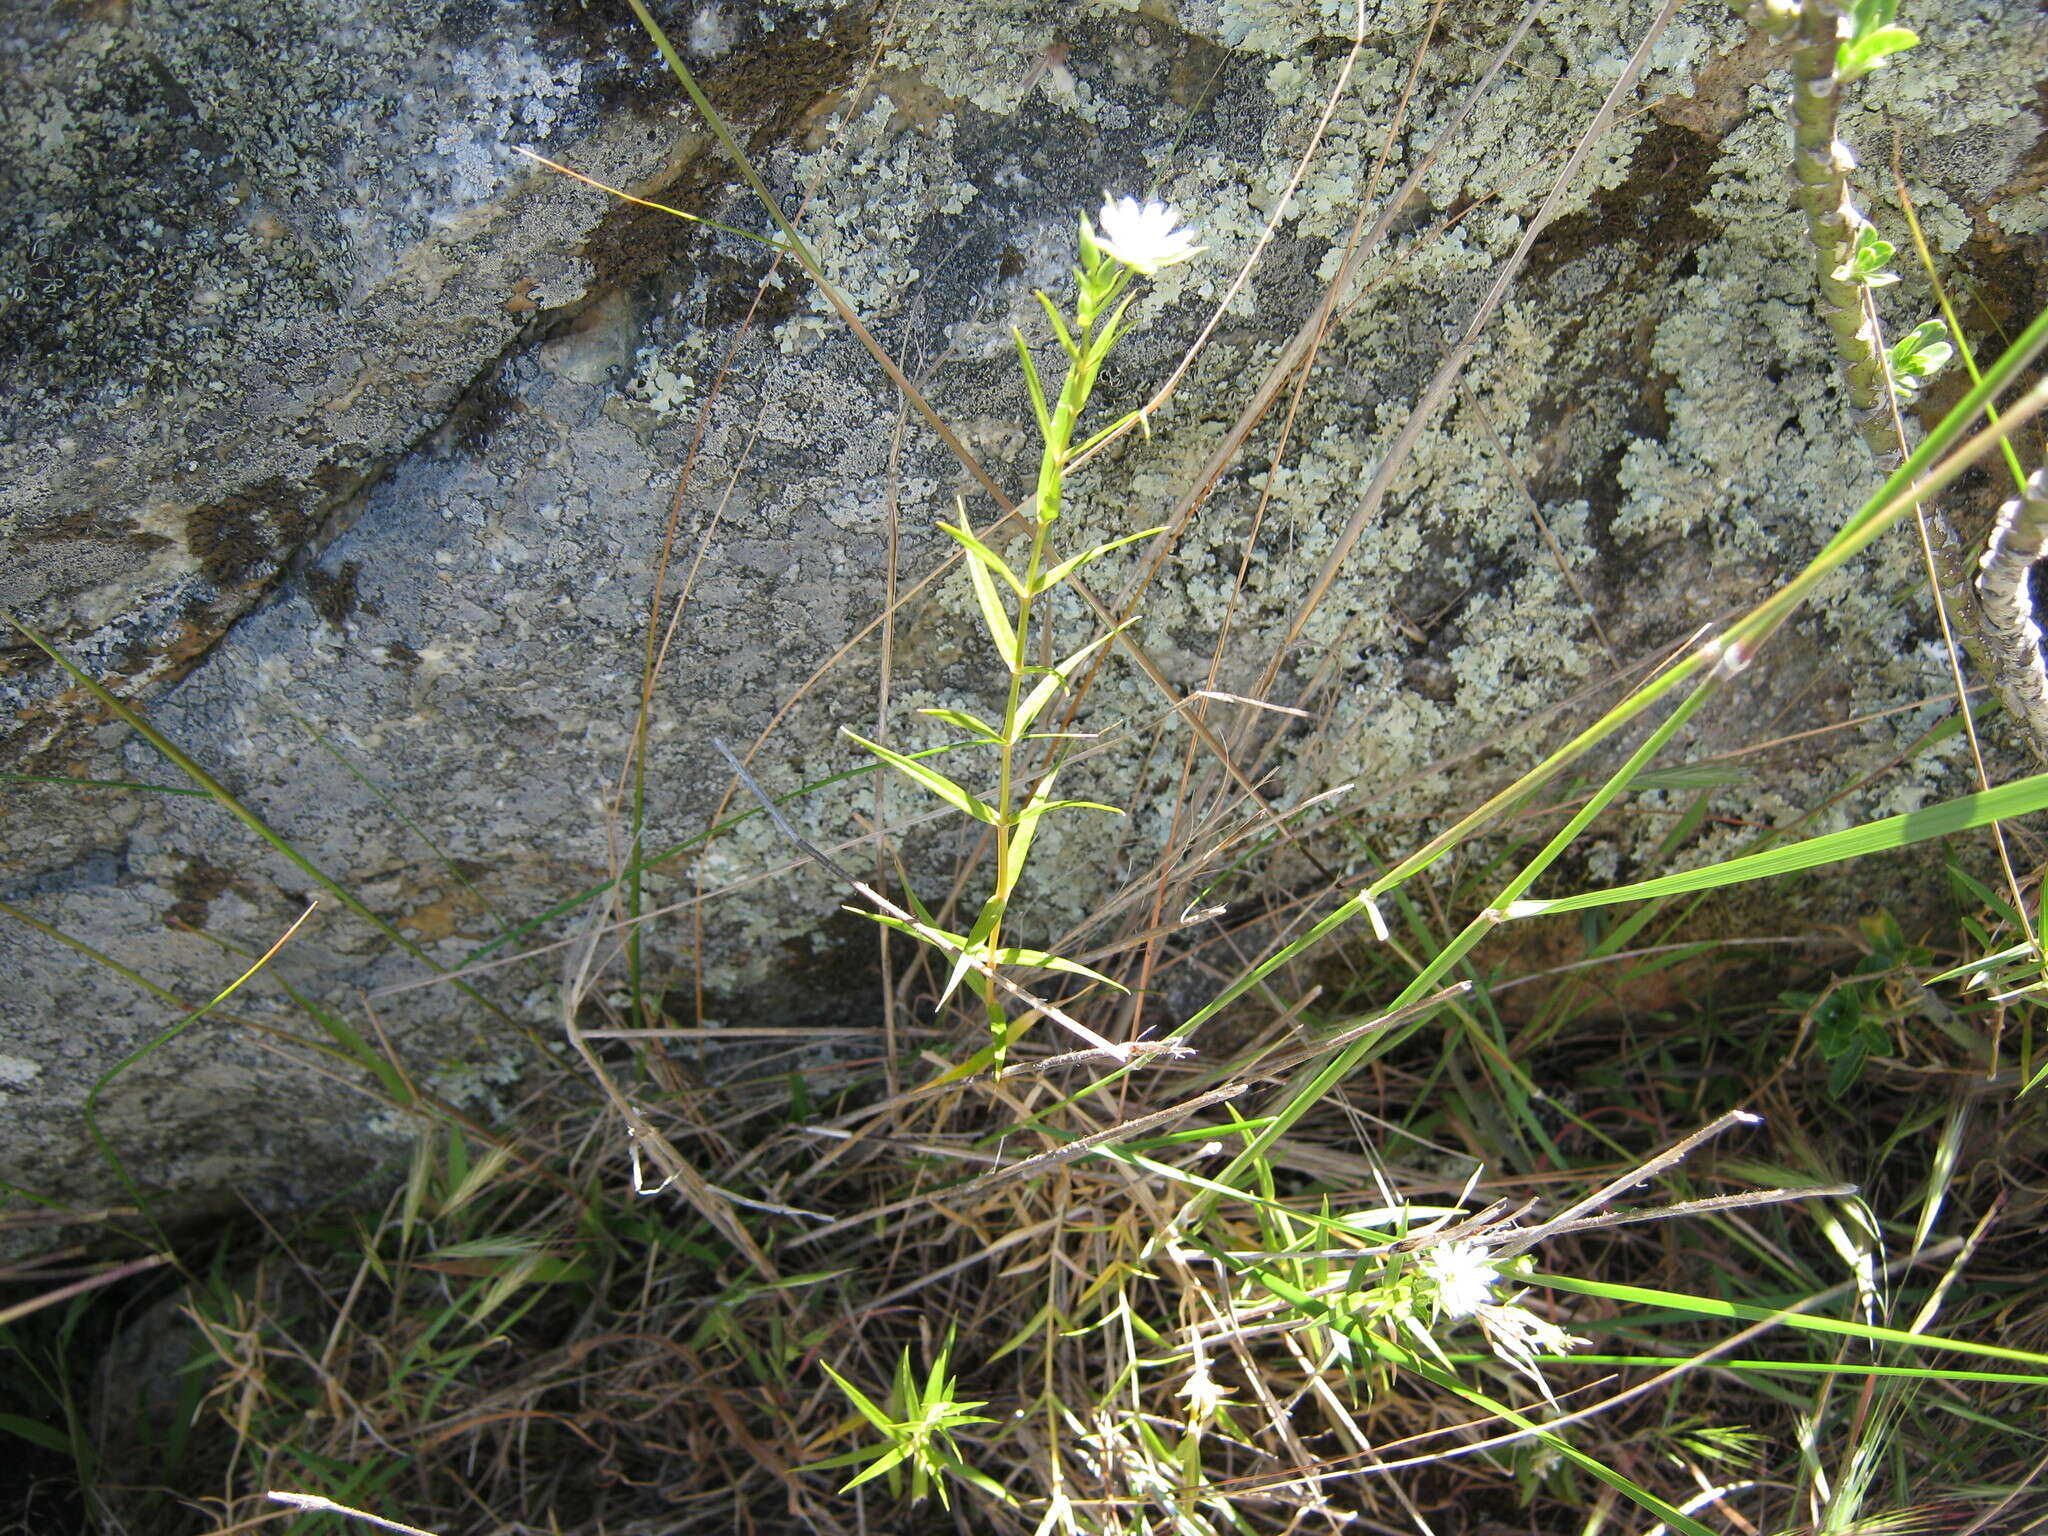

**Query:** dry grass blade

left=267, top=1490, right=444, bottom=1536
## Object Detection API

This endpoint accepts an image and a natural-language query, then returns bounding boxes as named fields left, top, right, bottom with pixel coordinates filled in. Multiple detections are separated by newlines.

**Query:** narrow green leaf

left=917, top=707, right=1004, bottom=742
left=821, top=1363, right=897, bottom=1435
left=0, top=1413, right=74, bottom=1456
left=1838, top=25, right=1917, bottom=82
left=1, top=772, right=207, bottom=798
left=901, top=878, right=940, bottom=927
left=940, top=897, right=1006, bottom=1009
left=1529, top=1272, right=2048, bottom=1366
left=937, top=519, right=1027, bottom=598
left=956, top=545, right=1021, bottom=670
left=1033, top=527, right=1167, bottom=595
left=1925, top=941, right=2034, bottom=987
left=1649, top=786, right=1716, bottom=865
left=800, top=1444, right=891, bottom=1475
left=1448, top=1354, right=2048, bottom=1384
left=1085, top=291, right=1140, bottom=370
left=1015, top=625, right=1129, bottom=734
left=1632, top=764, right=1746, bottom=792
left=842, top=730, right=998, bottom=823
left=947, top=1463, right=1016, bottom=1505
left=854, top=909, right=966, bottom=952
left=1073, top=408, right=1147, bottom=459
left=1035, top=289, right=1079, bottom=359
left=1014, top=328, right=1051, bottom=438
left=1015, top=798, right=1121, bottom=824
left=999, top=766, right=1058, bottom=904
left=991, top=946, right=1127, bottom=992
left=1505, top=769, right=2048, bottom=918
left=842, top=1443, right=913, bottom=1494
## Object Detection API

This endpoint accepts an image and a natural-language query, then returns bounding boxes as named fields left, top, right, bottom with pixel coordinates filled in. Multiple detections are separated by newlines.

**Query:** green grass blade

left=1505, top=769, right=2048, bottom=918
left=5, top=619, right=504, bottom=1017
left=1448, top=1354, right=2048, bottom=1385
left=1529, top=1272, right=2048, bottom=1367
left=1, top=772, right=207, bottom=796
left=83, top=905, right=318, bottom=1237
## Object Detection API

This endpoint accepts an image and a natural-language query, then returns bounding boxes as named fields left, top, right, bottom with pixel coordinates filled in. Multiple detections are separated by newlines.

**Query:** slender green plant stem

left=990, top=337, right=1094, bottom=1018
left=1761, top=1, right=2048, bottom=758
left=1781, top=1, right=1894, bottom=459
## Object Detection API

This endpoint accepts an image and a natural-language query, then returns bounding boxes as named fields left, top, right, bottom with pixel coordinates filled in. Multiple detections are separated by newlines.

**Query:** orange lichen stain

left=503, top=278, right=540, bottom=315
left=866, top=71, right=962, bottom=138
left=399, top=891, right=492, bottom=944
left=160, top=617, right=219, bottom=668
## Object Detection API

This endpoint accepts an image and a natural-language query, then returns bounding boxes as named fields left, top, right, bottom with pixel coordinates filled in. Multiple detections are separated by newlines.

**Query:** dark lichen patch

left=1522, top=120, right=1719, bottom=283
left=567, top=7, right=868, bottom=320
left=697, top=903, right=889, bottom=1036
left=303, top=560, right=362, bottom=627
left=1495, top=123, right=1717, bottom=614
left=1916, top=232, right=2048, bottom=434
left=700, top=249, right=804, bottom=330
left=165, top=854, right=236, bottom=930
left=713, top=7, right=871, bottom=153
left=434, top=371, right=524, bottom=460
left=579, top=198, right=709, bottom=310
left=185, top=477, right=310, bottom=587
left=518, top=0, right=846, bottom=120
left=1164, top=29, right=1233, bottom=115
left=18, top=503, right=165, bottom=547
left=520, top=0, right=667, bottom=116
left=1650, top=28, right=1780, bottom=143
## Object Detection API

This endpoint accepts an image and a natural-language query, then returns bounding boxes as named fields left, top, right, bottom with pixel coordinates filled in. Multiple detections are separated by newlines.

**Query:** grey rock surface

left=3, top=0, right=2044, bottom=1223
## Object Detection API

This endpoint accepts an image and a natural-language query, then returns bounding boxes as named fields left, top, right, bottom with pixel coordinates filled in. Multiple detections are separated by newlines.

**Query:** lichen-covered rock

left=3, top=0, right=2043, bottom=1227
left=0, top=0, right=850, bottom=770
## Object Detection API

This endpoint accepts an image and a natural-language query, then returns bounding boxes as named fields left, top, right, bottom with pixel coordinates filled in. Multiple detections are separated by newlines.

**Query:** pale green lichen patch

left=772, top=93, right=981, bottom=343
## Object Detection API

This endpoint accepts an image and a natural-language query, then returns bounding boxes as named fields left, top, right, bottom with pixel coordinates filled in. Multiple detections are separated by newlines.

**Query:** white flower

left=1418, top=1239, right=1500, bottom=1320
left=1093, top=194, right=1204, bottom=275
left=1175, top=1354, right=1236, bottom=1421
left=1475, top=1299, right=1587, bottom=1402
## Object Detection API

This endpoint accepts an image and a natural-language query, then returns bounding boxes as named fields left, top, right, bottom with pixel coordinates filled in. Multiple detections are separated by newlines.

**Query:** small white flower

left=1093, top=194, right=1204, bottom=275
left=1418, top=1239, right=1500, bottom=1320
left=1175, top=1355, right=1235, bottom=1421
left=1478, top=1301, right=1584, bottom=1357
left=1475, top=1299, right=1587, bottom=1402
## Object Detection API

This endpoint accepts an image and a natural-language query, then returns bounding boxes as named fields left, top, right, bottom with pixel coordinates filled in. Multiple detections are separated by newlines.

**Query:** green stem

left=986, top=298, right=1107, bottom=1047
left=1767, top=2, right=2048, bottom=754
